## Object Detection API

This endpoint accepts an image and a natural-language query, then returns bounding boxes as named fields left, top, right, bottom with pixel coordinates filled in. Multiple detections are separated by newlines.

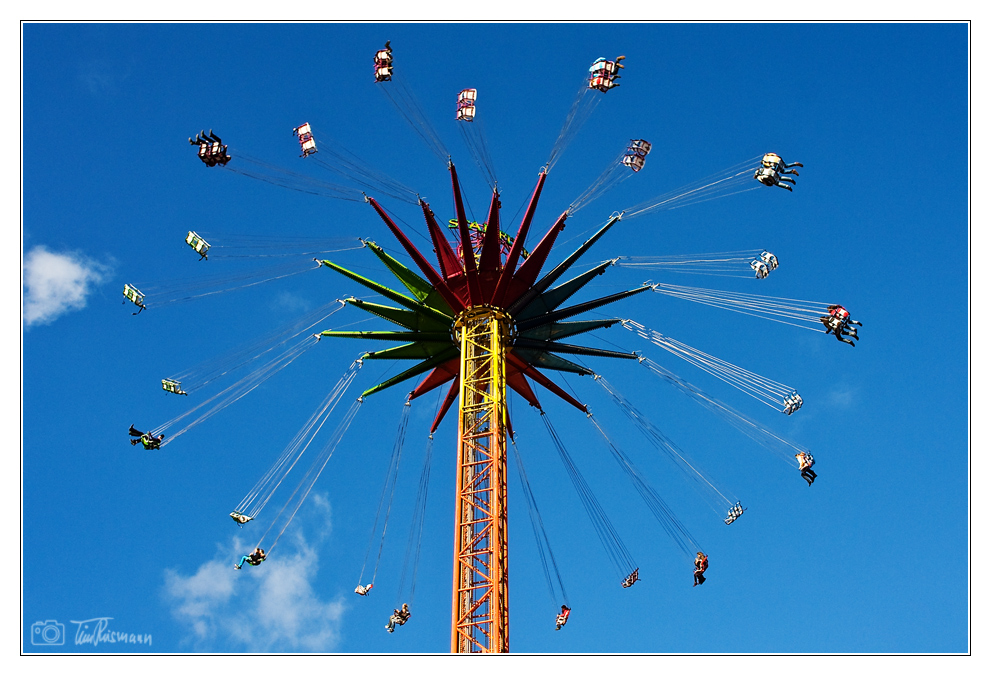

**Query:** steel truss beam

left=452, top=307, right=510, bottom=653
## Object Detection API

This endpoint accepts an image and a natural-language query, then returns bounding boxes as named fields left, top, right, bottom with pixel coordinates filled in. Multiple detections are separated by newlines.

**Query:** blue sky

left=20, top=22, right=970, bottom=657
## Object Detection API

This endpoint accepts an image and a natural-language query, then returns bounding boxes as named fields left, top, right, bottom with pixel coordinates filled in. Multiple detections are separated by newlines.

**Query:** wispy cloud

left=163, top=493, right=345, bottom=652
left=22, top=246, right=110, bottom=328
left=77, top=58, right=132, bottom=96
left=270, top=291, right=313, bottom=316
left=825, top=385, right=856, bottom=410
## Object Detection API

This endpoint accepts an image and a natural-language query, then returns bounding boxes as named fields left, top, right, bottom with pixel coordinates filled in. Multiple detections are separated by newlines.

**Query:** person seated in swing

left=819, top=313, right=858, bottom=346
left=375, top=41, right=392, bottom=64
left=555, top=605, right=571, bottom=631
left=234, top=547, right=266, bottom=569
left=694, top=552, right=709, bottom=586
left=725, top=502, right=745, bottom=524
left=128, top=424, right=164, bottom=450
left=837, top=323, right=858, bottom=344
left=385, top=603, right=410, bottom=632
left=751, top=259, right=770, bottom=279
left=354, top=583, right=373, bottom=596
left=621, top=568, right=639, bottom=588
left=230, top=511, right=252, bottom=526
left=796, top=452, right=817, bottom=486
left=819, top=313, right=842, bottom=332
left=754, top=165, right=796, bottom=191
left=761, top=152, right=803, bottom=174
left=827, top=304, right=862, bottom=328
left=783, top=393, right=804, bottom=415
left=374, top=41, right=393, bottom=82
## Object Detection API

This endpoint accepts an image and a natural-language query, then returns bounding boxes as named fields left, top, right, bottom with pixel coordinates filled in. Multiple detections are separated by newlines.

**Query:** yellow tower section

left=451, top=306, right=511, bottom=653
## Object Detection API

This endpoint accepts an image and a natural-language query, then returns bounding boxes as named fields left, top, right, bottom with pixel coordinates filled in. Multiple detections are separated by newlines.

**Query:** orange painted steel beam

left=452, top=307, right=510, bottom=653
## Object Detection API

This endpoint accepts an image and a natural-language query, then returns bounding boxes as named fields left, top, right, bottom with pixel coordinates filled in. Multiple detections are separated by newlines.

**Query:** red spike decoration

left=477, top=190, right=503, bottom=300
left=493, top=170, right=547, bottom=305
left=503, top=210, right=568, bottom=303
left=421, top=198, right=465, bottom=281
left=367, top=196, right=466, bottom=312
left=449, top=162, right=482, bottom=304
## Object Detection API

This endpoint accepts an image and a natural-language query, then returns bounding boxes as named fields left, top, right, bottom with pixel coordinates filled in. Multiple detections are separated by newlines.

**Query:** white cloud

left=270, top=291, right=312, bottom=316
left=163, top=494, right=345, bottom=652
left=78, top=58, right=132, bottom=96
left=164, top=559, right=237, bottom=641
left=825, top=384, right=856, bottom=410
left=22, top=246, right=109, bottom=328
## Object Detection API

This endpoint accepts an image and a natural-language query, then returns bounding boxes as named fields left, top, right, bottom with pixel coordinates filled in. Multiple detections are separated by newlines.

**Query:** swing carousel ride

left=123, top=42, right=860, bottom=653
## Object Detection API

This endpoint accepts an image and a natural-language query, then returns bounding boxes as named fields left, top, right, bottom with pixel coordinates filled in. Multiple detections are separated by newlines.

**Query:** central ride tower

left=321, top=162, right=641, bottom=653
left=452, top=306, right=512, bottom=652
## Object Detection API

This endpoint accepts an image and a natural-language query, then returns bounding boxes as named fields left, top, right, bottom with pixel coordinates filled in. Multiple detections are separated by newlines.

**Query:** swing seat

left=725, top=502, right=746, bottom=524
left=622, top=154, right=646, bottom=172
left=197, top=142, right=231, bottom=167
left=293, top=123, right=318, bottom=157
left=229, top=511, right=252, bottom=525
left=628, top=139, right=651, bottom=154
left=300, top=138, right=317, bottom=156
left=162, top=379, right=187, bottom=396
left=588, top=75, right=610, bottom=91
left=186, top=231, right=211, bottom=258
left=591, top=59, right=619, bottom=76
left=589, top=57, right=607, bottom=71
left=123, top=284, right=145, bottom=308
left=761, top=152, right=783, bottom=169
left=457, top=89, right=477, bottom=122
left=751, top=260, right=769, bottom=278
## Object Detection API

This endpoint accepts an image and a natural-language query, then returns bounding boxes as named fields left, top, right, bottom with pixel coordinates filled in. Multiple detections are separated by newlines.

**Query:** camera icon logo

left=31, top=620, right=65, bottom=646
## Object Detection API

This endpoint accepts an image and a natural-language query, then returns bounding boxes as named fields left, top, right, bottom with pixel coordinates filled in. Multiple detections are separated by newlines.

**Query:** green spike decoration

left=320, top=330, right=452, bottom=342
left=365, top=241, right=454, bottom=315
left=345, top=298, right=451, bottom=333
left=363, top=341, right=456, bottom=360
left=519, top=319, right=622, bottom=342
left=510, top=349, right=595, bottom=375
left=360, top=348, right=459, bottom=397
left=320, top=260, right=453, bottom=325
